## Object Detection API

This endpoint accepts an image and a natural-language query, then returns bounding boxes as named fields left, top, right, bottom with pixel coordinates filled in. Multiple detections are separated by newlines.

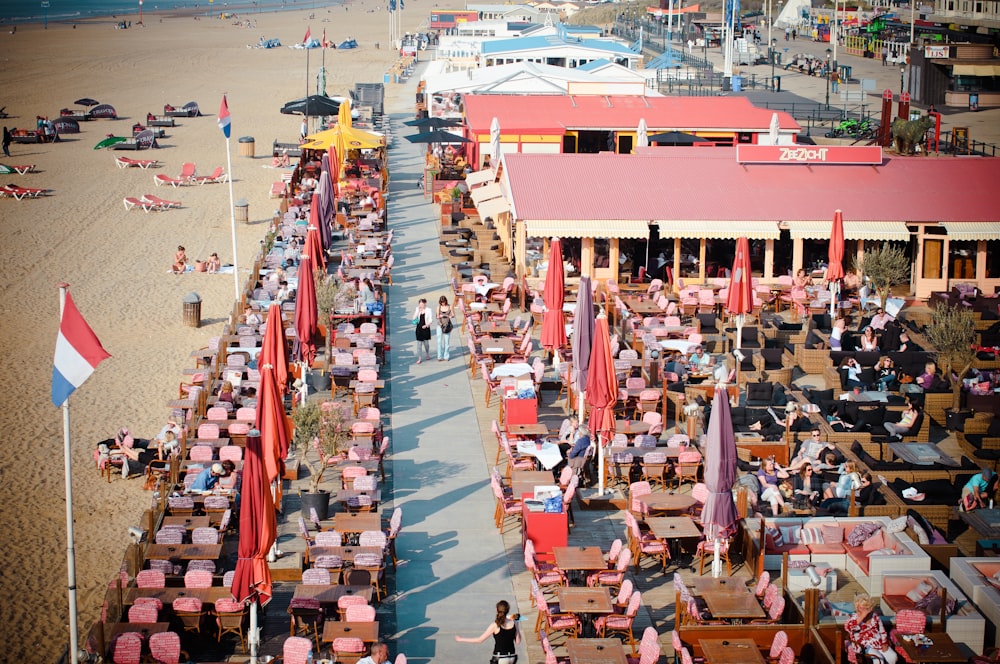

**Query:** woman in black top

left=792, top=463, right=823, bottom=508
left=454, top=599, right=520, bottom=664
left=412, top=298, right=432, bottom=364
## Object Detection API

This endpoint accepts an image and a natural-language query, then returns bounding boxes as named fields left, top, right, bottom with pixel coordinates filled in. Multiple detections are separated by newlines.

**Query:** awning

left=471, top=182, right=503, bottom=206
left=465, top=168, right=495, bottom=187
left=952, top=64, right=1000, bottom=76
left=940, top=221, right=1000, bottom=240
left=654, top=220, right=780, bottom=240
left=785, top=220, right=911, bottom=241
left=477, top=197, right=510, bottom=219
left=525, top=219, right=649, bottom=239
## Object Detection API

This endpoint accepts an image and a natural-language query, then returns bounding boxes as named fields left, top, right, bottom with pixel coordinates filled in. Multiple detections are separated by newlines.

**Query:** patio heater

left=771, top=39, right=778, bottom=91
left=825, top=48, right=832, bottom=109
left=900, top=66, right=906, bottom=94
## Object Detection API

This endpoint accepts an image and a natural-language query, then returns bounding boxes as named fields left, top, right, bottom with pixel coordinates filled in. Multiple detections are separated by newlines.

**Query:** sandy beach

left=0, top=4, right=424, bottom=658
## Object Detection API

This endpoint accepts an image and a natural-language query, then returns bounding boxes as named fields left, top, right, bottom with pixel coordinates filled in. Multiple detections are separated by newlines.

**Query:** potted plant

left=925, top=304, right=976, bottom=421
left=293, top=399, right=351, bottom=520
left=314, top=273, right=357, bottom=384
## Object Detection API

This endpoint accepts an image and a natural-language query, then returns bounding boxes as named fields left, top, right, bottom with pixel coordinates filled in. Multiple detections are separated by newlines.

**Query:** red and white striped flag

left=303, top=26, right=311, bottom=44
left=322, top=29, right=328, bottom=48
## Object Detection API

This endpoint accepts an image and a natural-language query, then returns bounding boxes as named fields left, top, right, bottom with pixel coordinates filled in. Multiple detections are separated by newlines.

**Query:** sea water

left=0, top=0, right=335, bottom=24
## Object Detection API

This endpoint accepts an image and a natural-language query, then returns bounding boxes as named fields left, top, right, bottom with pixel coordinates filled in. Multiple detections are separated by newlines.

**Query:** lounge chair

left=179, top=163, right=197, bottom=181
left=0, top=164, right=36, bottom=174
left=141, top=193, right=181, bottom=209
left=191, top=167, right=228, bottom=185
left=116, top=156, right=158, bottom=169
left=154, top=174, right=187, bottom=187
left=124, top=196, right=158, bottom=212
left=1, top=184, right=46, bottom=199
left=146, top=114, right=176, bottom=127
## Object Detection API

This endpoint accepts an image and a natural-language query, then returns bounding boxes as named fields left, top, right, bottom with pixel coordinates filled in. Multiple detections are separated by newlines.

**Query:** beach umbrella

left=768, top=112, right=780, bottom=145
left=571, top=276, right=595, bottom=421
left=280, top=95, right=341, bottom=117
left=338, top=97, right=352, bottom=130
left=231, top=429, right=277, bottom=661
left=489, top=116, right=502, bottom=162
left=648, top=131, right=709, bottom=145
left=725, top=236, right=754, bottom=352
left=255, top=363, right=290, bottom=502
left=825, top=209, right=846, bottom=319
left=293, top=246, right=318, bottom=366
left=403, top=116, right=462, bottom=128
left=305, top=220, right=326, bottom=273
left=259, top=302, right=289, bottom=394
left=541, top=238, right=567, bottom=352
left=74, top=98, right=100, bottom=107
left=316, top=154, right=336, bottom=248
left=405, top=130, right=471, bottom=144
left=636, top=118, right=649, bottom=149
left=699, top=389, right=740, bottom=577
left=93, top=136, right=127, bottom=150
left=586, top=313, right=618, bottom=495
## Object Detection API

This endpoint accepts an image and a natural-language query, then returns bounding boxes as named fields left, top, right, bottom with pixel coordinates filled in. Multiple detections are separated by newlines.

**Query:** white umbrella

left=636, top=118, right=649, bottom=149
left=490, top=116, right=501, bottom=163
left=768, top=112, right=780, bottom=145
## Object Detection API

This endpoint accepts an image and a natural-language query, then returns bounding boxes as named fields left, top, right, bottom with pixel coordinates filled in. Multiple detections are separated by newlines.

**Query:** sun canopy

left=940, top=221, right=1000, bottom=241
left=465, top=169, right=496, bottom=187
left=785, top=220, right=911, bottom=241
left=527, top=219, right=649, bottom=239
left=300, top=125, right=384, bottom=151
left=655, top=220, right=779, bottom=240
left=477, top=197, right=510, bottom=219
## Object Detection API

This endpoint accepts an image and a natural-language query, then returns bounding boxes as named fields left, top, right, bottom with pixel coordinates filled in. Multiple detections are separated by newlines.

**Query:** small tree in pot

left=855, top=244, right=911, bottom=312
left=292, top=398, right=351, bottom=519
left=925, top=304, right=977, bottom=412
left=315, top=273, right=358, bottom=371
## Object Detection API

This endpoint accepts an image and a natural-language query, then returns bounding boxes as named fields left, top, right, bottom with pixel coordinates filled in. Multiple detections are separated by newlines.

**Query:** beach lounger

left=141, top=193, right=181, bottom=209
left=109, top=140, right=140, bottom=151
left=191, top=167, right=228, bottom=185
left=123, top=196, right=159, bottom=212
left=154, top=173, right=187, bottom=187
left=0, top=164, right=36, bottom=174
left=179, top=162, right=197, bottom=181
left=116, top=156, right=158, bottom=169
left=146, top=115, right=176, bottom=127
left=1, top=184, right=46, bottom=199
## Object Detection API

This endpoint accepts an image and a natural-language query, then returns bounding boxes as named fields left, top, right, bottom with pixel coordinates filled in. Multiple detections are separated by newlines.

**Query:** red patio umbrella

left=306, top=209, right=326, bottom=272
left=259, top=303, right=289, bottom=394
left=585, top=314, right=618, bottom=494
left=825, top=209, right=845, bottom=319
left=231, top=429, right=277, bottom=659
left=541, top=238, right=567, bottom=351
left=294, top=245, right=318, bottom=365
left=725, top=236, right=755, bottom=351
left=255, top=364, right=290, bottom=495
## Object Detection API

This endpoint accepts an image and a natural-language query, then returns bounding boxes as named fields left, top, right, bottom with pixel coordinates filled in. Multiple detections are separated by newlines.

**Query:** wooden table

left=144, top=543, right=223, bottom=561
left=507, top=423, right=550, bottom=438
left=332, top=512, right=381, bottom=534
left=552, top=546, right=606, bottom=572
left=690, top=577, right=747, bottom=595
left=635, top=493, right=697, bottom=514
left=481, top=321, right=513, bottom=336
left=566, top=637, right=627, bottom=664
left=321, top=620, right=380, bottom=644
left=468, top=302, right=502, bottom=314
left=99, top=621, right=170, bottom=643
left=615, top=421, right=651, bottom=435
left=291, top=584, right=373, bottom=605
left=699, top=638, right=766, bottom=664
left=123, top=586, right=231, bottom=606
left=961, top=508, right=1000, bottom=539
left=623, top=297, right=665, bottom=316
left=482, top=338, right=515, bottom=355
left=889, top=442, right=959, bottom=467
left=333, top=489, right=382, bottom=505
left=556, top=587, right=613, bottom=614
left=161, top=516, right=211, bottom=530
left=512, top=470, right=557, bottom=499
left=349, top=379, right=386, bottom=390
left=306, top=546, right=384, bottom=563
left=646, top=516, right=702, bottom=541
left=698, top=585, right=765, bottom=621
left=896, top=633, right=967, bottom=663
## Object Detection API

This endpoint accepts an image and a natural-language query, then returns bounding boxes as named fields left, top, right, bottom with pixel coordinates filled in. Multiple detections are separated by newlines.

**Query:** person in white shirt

left=357, top=642, right=389, bottom=664
left=869, top=308, right=894, bottom=331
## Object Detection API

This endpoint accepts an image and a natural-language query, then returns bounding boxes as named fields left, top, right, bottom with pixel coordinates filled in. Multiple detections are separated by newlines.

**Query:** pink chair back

left=206, top=407, right=228, bottom=421
left=184, top=570, right=213, bottom=588
left=283, top=636, right=314, bottom=664
left=302, top=568, right=331, bottom=585
left=128, top=602, right=158, bottom=623
left=314, top=530, right=342, bottom=547
left=219, top=445, right=242, bottom=462
left=111, top=632, right=143, bottom=664
left=136, top=570, right=165, bottom=588
left=769, top=630, right=788, bottom=658
left=148, top=632, right=181, bottom=664
left=189, top=444, right=214, bottom=462
left=345, top=605, right=376, bottom=622
left=191, top=527, right=219, bottom=545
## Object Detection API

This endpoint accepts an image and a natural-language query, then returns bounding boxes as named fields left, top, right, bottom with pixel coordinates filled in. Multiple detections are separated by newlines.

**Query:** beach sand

left=0, top=4, right=424, bottom=658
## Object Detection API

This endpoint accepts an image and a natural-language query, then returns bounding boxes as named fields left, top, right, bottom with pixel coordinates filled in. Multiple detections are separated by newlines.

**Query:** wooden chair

left=215, top=597, right=247, bottom=653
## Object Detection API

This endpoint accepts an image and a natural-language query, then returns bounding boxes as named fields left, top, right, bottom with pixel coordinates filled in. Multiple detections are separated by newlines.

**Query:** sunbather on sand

left=206, top=252, right=221, bottom=273
left=172, top=245, right=187, bottom=274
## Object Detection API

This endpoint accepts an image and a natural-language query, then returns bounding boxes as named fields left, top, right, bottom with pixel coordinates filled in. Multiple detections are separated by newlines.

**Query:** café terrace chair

left=173, top=596, right=205, bottom=635
left=312, top=555, right=345, bottom=583
left=625, top=510, right=670, bottom=571
left=301, top=568, right=331, bottom=586
left=533, top=587, right=580, bottom=640
left=184, top=569, right=213, bottom=588
left=385, top=506, right=403, bottom=570
left=337, top=594, right=368, bottom=620
left=345, top=604, right=376, bottom=622
left=110, top=632, right=143, bottom=664
left=696, top=536, right=732, bottom=576
left=128, top=602, right=158, bottom=623
left=282, top=636, right=314, bottom=664
left=626, top=626, right=661, bottom=664
left=332, top=637, right=366, bottom=664
left=287, top=596, right=323, bottom=651
left=136, top=569, right=166, bottom=588
left=586, top=549, right=631, bottom=591
left=215, top=597, right=247, bottom=653
left=148, top=631, right=187, bottom=664
left=766, top=630, right=788, bottom=664
left=353, top=552, right=386, bottom=601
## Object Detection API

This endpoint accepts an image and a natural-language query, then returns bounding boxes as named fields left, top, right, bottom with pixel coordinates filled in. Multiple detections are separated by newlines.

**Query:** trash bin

left=238, top=136, right=254, bottom=157
left=234, top=198, right=249, bottom=224
left=182, top=292, right=202, bottom=328
left=775, top=76, right=781, bottom=92
left=970, top=93, right=979, bottom=111
left=722, top=77, right=732, bottom=92
left=732, top=75, right=742, bottom=92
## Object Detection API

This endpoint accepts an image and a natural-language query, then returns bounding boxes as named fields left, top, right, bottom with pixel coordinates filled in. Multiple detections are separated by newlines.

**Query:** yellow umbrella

left=338, top=98, right=352, bottom=130
left=300, top=125, right=383, bottom=151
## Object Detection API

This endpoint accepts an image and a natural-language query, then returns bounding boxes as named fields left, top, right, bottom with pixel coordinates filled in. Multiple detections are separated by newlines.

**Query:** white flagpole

left=225, top=135, right=240, bottom=301
left=249, top=601, right=260, bottom=663
left=58, top=283, right=81, bottom=664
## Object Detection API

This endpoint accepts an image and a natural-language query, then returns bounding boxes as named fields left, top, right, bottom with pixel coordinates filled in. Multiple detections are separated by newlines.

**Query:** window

left=948, top=240, right=976, bottom=279
left=594, top=238, right=611, bottom=269
left=989, top=241, right=1000, bottom=278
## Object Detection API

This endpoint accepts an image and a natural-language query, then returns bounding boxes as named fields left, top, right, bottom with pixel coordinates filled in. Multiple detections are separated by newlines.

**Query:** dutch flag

left=218, top=95, right=231, bottom=139
left=52, top=291, right=111, bottom=407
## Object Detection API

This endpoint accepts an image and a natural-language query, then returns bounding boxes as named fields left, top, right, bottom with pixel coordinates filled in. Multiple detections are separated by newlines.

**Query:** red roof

left=463, top=94, right=800, bottom=134
left=502, top=149, right=1000, bottom=223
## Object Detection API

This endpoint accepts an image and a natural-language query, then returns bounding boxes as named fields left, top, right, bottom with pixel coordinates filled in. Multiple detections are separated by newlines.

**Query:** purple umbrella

left=699, top=389, right=739, bottom=577
left=571, top=275, right=594, bottom=419
left=316, top=154, right=335, bottom=252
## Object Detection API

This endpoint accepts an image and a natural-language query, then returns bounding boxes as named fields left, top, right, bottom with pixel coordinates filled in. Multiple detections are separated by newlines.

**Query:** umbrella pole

left=829, top=281, right=838, bottom=320
left=712, top=535, right=722, bottom=578
left=249, top=600, right=259, bottom=663
left=597, top=432, right=606, bottom=495
left=734, top=314, right=744, bottom=390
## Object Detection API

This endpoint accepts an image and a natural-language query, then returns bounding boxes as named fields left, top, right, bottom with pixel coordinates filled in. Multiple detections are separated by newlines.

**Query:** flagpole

left=225, top=136, right=240, bottom=302
left=305, top=35, right=311, bottom=135
left=58, top=283, right=81, bottom=664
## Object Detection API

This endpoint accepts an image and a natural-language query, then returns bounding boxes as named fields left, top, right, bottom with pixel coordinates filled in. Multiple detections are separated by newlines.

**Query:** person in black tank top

left=454, top=599, right=521, bottom=664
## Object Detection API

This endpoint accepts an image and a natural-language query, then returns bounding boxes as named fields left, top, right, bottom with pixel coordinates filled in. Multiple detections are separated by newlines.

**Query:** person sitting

left=869, top=307, right=894, bottom=331
left=663, top=351, right=688, bottom=378
left=749, top=404, right=811, bottom=439
left=566, top=425, right=593, bottom=483
left=857, top=327, right=879, bottom=352
left=688, top=346, right=711, bottom=369
left=884, top=402, right=920, bottom=440
left=793, top=268, right=813, bottom=289
left=792, top=463, right=822, bottom=508
left=829, top=318, right=846, bottom=350
left=787, top=429, right=837, bottom=472
left=961, top=467, right=995, bottom=511
left=841, top=357, right=865, bottom=390
left=757, top=457, right=790, bottom=515
left=218, top=380, right=236, bottom=405
left=206, top=252, right=221, bottom=273
left=822, top=460, right=862, bottom=500
left=875, top=356, right=897, bottom=391
left=189, top=462, right=229, bottom=493
left=844, top=593, right=898, bottom=664
left=243, top=305, right=262, bottom=326
left=842, top=269, right=862, bottom=296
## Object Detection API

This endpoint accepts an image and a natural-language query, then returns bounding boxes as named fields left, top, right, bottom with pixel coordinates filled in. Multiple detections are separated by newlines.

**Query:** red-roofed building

left=461, top=94, right=800, bottom=166
left=486, top=148, right=1000, bottom=297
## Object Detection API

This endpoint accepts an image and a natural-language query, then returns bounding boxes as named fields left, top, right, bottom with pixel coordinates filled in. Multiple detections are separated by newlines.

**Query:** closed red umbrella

left=541, top=238, right=567, bottom=351
left=585, top=314, right=618, bottom=494
left=231, top=429, right=277, bottom=658
left=825, top=209, right=845, bottom=318
left=255, top=364, right=290, bottom=492
left=259, top=303, right=289, bottom=394
left=725, top=236, right=754, bottom=353
left=306, top=210, right=326, bottom=272
left=699, top=390, right=740, bottom=577
left=294, top=245, right=318, bottom=365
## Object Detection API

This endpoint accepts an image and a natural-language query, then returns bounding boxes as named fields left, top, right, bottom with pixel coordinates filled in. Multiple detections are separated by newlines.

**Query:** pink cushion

left=862, top=530, right=886, bottom=551
left=807, top=542, right=846, bottom=554
left=822, top=524, right=844, bottom=543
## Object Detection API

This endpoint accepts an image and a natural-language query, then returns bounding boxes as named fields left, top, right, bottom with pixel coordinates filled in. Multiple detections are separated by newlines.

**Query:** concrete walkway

left=382, top=74, right=525, bottom=664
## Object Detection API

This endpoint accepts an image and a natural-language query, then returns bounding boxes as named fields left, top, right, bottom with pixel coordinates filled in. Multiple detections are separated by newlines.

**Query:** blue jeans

left=436, top=327, right=451, bottom=360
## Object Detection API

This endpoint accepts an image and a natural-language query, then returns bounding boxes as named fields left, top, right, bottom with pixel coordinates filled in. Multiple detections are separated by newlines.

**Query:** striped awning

left=525, top=219, right=650, bottom=239
left=470, top=182, right=503, bottom=206
left=477, top=197, right=510, bottom=219
left=785, top=220, right=911, bottom=241
left=952, top=64, right=1000, bottom=76
left=465, top=168, right=495, bottom=187
left=940, top=221, right=1000, bottom=241
left=654, top=220, right=780, bottom=240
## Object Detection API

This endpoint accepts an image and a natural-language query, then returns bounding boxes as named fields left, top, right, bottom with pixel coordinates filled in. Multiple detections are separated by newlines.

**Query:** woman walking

left=412, top=298, right=432, bottom=364
left=436, top=295, right=454, bottom=361
left=454, top=600, right=520, bottom=664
